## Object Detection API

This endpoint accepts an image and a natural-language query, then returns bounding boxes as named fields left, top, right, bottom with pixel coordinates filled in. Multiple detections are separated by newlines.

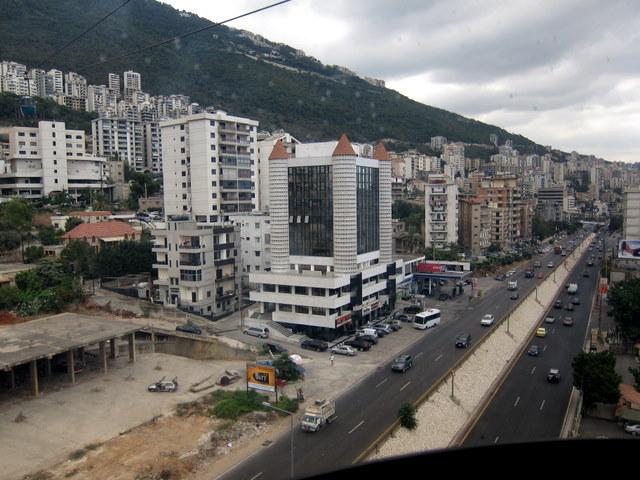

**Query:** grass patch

left=67, top=442, right=103, bottom=461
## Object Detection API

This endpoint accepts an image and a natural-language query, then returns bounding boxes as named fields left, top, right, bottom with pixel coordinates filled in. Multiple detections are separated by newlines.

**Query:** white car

left=331, top=345, right=357, bottom=356
left=480, top=314, right=495, bottom=326
left=624, top=423, right=640, bottom=435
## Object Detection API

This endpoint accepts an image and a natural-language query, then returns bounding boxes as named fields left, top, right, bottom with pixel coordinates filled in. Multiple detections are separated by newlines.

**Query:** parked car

left=547, top=368, right=561, bottom=383
left=345, top=338, right=372, bottom=351
left=265, top=342, right=288, bottom=355
left=391, top=354, right=413, bottom=372
left=624, top=423, right=640, bottom=435
left=455, top=333, right=471, bottom=348
left=148, top=376, right=178, bottom=392
left=480, top=314, right=495, bottom=326
left=563, top=316, right=574, bottom=326
left=357, top=334, right=378, bottom=345
left=175, top=324, right=202, bottom=335
left=331, top=345, right=357, bottom=356
left=385, top=320, right=402, bottom=331
left=374, top=323, right=392, bottom=334
left=403, top=305, right=422, bottom=314
left=395, top=314, right=412, bottom=322
left=301, top=339, right=329, bottom=352
left=243, top=326, right=269, bottom=338
left=527, top=345, right=540, bottom=356
left=438, top=293, right=449, bottom=301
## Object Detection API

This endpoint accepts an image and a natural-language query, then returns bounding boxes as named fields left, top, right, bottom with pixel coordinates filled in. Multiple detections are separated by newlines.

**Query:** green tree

left=38, top=225, right=64, bottom=246
left=572, top=351, right=621, bottom=410
left=65, top=217, right=84, bottom=232
left=60, top=240, right=95, bottom=275
left=1, top=198, right=34, bottom=231
left=608, top=278, right=640, bottom=341
left=25, top=245, right=45, bottom=262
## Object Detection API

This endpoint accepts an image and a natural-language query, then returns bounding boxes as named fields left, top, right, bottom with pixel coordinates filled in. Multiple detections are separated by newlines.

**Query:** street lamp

left=262, top=401, right=294, bottom=479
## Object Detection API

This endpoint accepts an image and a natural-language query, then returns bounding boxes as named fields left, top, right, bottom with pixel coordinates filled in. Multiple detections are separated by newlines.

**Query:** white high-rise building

left=160, top=110, right=259, bottom=223
left=424, top=174, right=459, bottom=250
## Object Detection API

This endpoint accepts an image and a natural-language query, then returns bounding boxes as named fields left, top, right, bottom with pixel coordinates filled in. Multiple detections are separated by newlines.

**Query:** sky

left=163, top=0, right=640, bottom=163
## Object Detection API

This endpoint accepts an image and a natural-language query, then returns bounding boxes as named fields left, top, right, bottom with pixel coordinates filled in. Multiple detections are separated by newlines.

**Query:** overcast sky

left=163, top=0, right=640, bottom=163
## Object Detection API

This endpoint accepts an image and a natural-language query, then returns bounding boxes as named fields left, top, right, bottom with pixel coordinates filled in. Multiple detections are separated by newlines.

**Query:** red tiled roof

left=620, top=383, right=640, bottom=404
left=373, top=142, right=391, bottom=161
left=268, top=139, right=290, bottom=160
left=332, top=134, right=356, bottom=156
left=62, top=221, right=141, bottom=240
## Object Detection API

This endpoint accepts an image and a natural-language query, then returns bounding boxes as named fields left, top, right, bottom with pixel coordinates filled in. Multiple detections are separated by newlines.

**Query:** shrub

left=398, top=402, right=418, bottom=430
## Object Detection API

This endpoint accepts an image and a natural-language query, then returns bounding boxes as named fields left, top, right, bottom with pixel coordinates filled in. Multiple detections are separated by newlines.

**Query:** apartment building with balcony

left=458, top=198, right=490, bottom=256
left=152, top=217, right=239, bottom=317
left=160, top=110, right=259, bottom=223
left=424, top=174, right=458, bottom=251
left=248, top=136, right=412, bottom=339
left=0, top=121, right=109, bottom=199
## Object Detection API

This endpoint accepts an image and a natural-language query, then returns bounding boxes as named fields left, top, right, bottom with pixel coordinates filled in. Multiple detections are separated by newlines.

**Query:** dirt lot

left=29, top=403, right=289, bottom=480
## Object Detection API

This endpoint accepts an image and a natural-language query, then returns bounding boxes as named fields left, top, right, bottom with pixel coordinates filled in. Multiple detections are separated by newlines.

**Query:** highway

left=218, top=230, right=597, bottom=479
left=460, top=237, right=601, bottom=446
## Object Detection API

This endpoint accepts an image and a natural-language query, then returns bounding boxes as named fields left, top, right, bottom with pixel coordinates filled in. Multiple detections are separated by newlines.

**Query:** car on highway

left=301, top=339, right=329, bottom=352
left=495, top=273, right=506, bottom=281
left=547, top=262, right=554, bottom=268
left=508, top=269, right=516, bottom=276
left=148, top=376, right=178, bottom=392
left=563, top=316, right=574, bottom=326
left=391, top=354, right=413, bottom=372
left=331, top=345, right=357, bottom=356
left=545, top=315, right=556, bottom=324
left=536, top=272, right=544, bottom=279
left=403, top=305, right=421, bottom=314
left=480, top=314, right=495, bottom=326
left=572, top=297, right=580, bottom=305
left=566, top=303, right=575, bottom=311
left=265, top=342, right=288, bottom=355
left=533, top=260, right=541, bottom=267
left=536, top=327, right=547, bottom=337
left=510, top=291, right=519, bottom=300
left=344, top=338, right=372, bottom=351
left=527, top=345, right=540, bottom=356
left=455, top=333, right=471, bottom=348
left=547, top=368, right=561, bottom=383
left=624, top=423, right=640, bottom=435
left=554, top=299, right=563, bottom=309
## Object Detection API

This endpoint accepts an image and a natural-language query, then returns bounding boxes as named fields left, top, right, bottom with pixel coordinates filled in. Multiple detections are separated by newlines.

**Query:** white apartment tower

left=160, top=111, right=259, bottom=223
left=424, top=174, right=459, bottom=250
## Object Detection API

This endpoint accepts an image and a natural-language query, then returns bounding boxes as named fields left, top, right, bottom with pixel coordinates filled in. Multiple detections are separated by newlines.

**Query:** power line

left=85, top=0, right=292, bottom=68
left=38, top=0, right=134, bottom=69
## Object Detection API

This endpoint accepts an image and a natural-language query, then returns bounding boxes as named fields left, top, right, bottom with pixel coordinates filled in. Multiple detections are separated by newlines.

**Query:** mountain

left=1, top=0, right=545, bottom=153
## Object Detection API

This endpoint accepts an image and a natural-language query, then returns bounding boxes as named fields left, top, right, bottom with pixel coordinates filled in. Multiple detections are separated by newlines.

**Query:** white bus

left=413, top=308, right=441, bottom=329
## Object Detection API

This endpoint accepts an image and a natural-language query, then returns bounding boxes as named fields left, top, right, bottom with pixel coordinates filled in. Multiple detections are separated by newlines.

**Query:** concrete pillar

left=99, top=341, right=108, bottom=373
left=29, top=360, right=39, bottom=396
left=66, top=350, right=76, bottom=384
left=109, top=338, right=117, bottom=358
left=150, top=331, right=156, bottom=353
left=127, top=333, right=136, bottom=363
left=45, top=357, right=52, bottom=376
left=9, top=368, right=15, bottom=389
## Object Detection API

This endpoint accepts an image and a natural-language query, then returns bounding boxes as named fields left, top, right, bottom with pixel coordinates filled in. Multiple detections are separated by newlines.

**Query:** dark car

left=439, top=293, right=449, bottom=301
left=391, top=354, right=413, bottom=372
left=563, top=316, right=574, bottom=326
left=175, top=324, right=202, bottom=335
left=495, top=274, right=506, bottom=281
left=301, top=339, right=328, bottom=352
left=265, top=342, right=288, bottom=355
left=510, top=291, right=519, bottom=300
left=527, top=345, right=540, bottom=356
left=554, top=299, right=563, bottom=309
left=345, top=338, right=372, bottom=351
left=572, top=297, right=580, bottom=305
left=357, top=334, right=378, bottom=345
left=547, top=368, right=561, bottom=383
left=455, top=333, right=471, bottom=348
left=403, top=305, right=421, bottom=314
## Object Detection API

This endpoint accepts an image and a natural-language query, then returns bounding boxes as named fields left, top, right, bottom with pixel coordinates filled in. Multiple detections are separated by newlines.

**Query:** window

left=255, top=251, right=261, bottom=257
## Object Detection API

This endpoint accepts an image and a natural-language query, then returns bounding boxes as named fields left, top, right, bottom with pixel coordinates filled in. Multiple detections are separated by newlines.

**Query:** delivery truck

left=300, top=399, right=336, bottom=432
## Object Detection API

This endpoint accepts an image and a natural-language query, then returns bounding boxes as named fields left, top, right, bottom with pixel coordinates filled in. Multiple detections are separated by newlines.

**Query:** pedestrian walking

left=330, top=354, right=335, bottom=366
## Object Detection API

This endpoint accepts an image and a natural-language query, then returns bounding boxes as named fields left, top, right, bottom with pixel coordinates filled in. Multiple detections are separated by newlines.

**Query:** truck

left=300, top=399, right=336, bottom=432
left=508, top=280, right=518, bottom=290
left=567, top=283, right=578, bottom=294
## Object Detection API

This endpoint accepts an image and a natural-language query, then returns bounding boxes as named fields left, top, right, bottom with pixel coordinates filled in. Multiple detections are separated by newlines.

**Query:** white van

left=243, top=326, right=270, bottom=338
left=357, top=327, right=378, bottom=338
left=508, top=280, right=518, bottom=290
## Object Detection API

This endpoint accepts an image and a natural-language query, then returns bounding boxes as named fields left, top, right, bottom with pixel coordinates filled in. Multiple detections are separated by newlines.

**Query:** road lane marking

left=349, top=421, right=364, bottom=434
left=540, top=400, right=545, bottom=410
left=514, top=396, right=520, bottom=407
left=435, top=354, right=443, bottom=362
left=531, top=366, right=536, bottom=375
left=400, top=381, right=411, bottom=391
left=376, top=378, right=387, bottom=388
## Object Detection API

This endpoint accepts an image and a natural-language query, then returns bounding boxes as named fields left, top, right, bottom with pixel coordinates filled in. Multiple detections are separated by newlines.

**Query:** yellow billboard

left=246, top=363, right=276, bottom=392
